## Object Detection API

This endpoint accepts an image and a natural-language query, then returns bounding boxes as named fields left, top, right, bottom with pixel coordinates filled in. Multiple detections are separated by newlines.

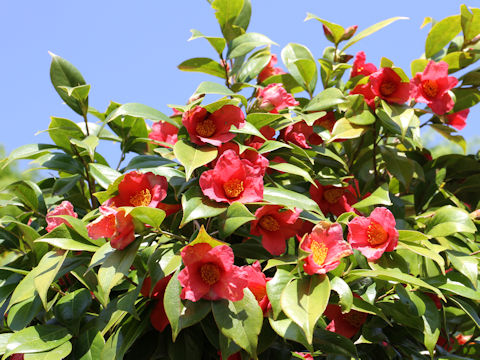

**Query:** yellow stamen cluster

left=130, top=189, right=152, bottom=207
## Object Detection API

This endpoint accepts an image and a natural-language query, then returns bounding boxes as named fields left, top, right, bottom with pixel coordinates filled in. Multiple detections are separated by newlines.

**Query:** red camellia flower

left=310, top=181, right=358, bottom=217
left=410, top=60, right=458, bottom=115
left=294, top=352, right=314, bottom=360
left=351, top=51, right=377, bottom=78
left=244, top=125, right=276, bottom=150
left=280, top=112, right=336, bottom=148
left=250, top=205, right=301, bottom=255
left=148, top=121, right=178, bottom=147
left=108, top=171, right=168, bottom=208
left=46, top=201, right=78, bottom=232
left=370, top=67, right=410, bottom=104
left=446, top=108, right=469, bottom=130
left=257, top=83, right=299, bottom=113
left=178, top=242, right=248, bottom=302
left=347, top=207, right=399, bottom=261
left=141, top=275, right=172, bottom=332
left=200, top=150, right=264, bottom=204
left=243, top=261, right=271, bottom=315
left=87, top=206, right=135, bottom=250
left=351, top=82, right=376, bottom=108
left=324, top=300, right=367, bottom=338
left=211, top=142, right=269, bottom=175
left=182, top=105, right=245, bottom=146
left=300, top=222, right=353, bottom=275
left=258, top=54, right=286, bottom=83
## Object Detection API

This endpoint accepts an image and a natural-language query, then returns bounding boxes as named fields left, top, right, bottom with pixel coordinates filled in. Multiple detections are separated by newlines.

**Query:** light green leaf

left=173, top=141, right=217, bottom=181
left=189, top=29, right=226, bottom=55
left=228, top=32, right=276, bottom=59
left=425, top=15, right=461, bottom=58
left=180, top=187, right=227, bottom=228
left=34, top=251, right=68, bottom=309
left=352, top=183, right=392, bottom=209
left=329, top=118, right=367, bottom=142
left=24, top=341, right=72, bottom=360
left=268, top=162, right=315, bottom=185
left=398, top=230, right=430, bottom=242
left=36, top=237, right=100, bottom=252
left=426, top=205, right=476, bottom=237
left=304, top=13, right=345, bottom=44
left=48, top=117, right=85, bottom=151
left=330, top=277, right=353, bottom=313
left=266, top=268, right=294, bottom=319
left=211, top=0, right=246, bottom=42
left=281, top=43, right=317, bottom=94
left=447, top=250, right=478, bottom=288
left=128, top=206, right=166, bottom=229
left=398, top=240, right=445, bottom=273
left=220, top=202, right=255, bottom=237
left=54, top=288, right=92, bottom=334
left=268, top=314, right=311, bottom=350
left=57, top=84, right=90, bottom=102
left=74, top=329, right=105, bottom=360
left=263, top=187, right=321, bottom=213
left=105, top=103, right=176, bottom=127
left=304, top=88, right=346, bottom=112
left=461, top=5, right=480, bottom=44
left=411, top=59, right=429, bottom=77
left=88, top=163, right=121, bottom=189
left=178, top=57, right=226, bottom=78
left=430, top=124, right=466, bottom=154
left=449, top=296, right=480, bottom=329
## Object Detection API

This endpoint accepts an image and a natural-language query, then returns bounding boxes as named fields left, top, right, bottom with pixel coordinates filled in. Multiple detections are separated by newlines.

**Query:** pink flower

left=182, top=105, right=245, bottom=146
left=324, top=299, right=367, bottom=338
left=250, top=205, right=301, bottom=256
left=347, top=207, right=399, bottom=261
left=107, top=171, right=168, bottom=208
left=294, top=353, right=314, bottom=360
left=258, top=54, right=286, bottom=83
left=351, top=51, right=377, bottom=78
left=200, top=150, right=264, bottom=204
left=178, top=243, right=248, bottom=302
left=257, top=84, right=299, bottom=113
left=211, top=142, right=269, bottom=176
left=310, top=181, right=358, bottom=217
left=148, top=121, right=178, bottom=147
left=87, top=206, right=135, bottom=250
left=370, top=67, right=410, bottom=104
left=300, top=222, right=353, bottom=275
left=46, top=201, right=78, bottom=232
left=410, top=60, right=458, bottom=115
left=446, top=109, right=469, bottom=130
left=243, top=261, right=271, bottom=315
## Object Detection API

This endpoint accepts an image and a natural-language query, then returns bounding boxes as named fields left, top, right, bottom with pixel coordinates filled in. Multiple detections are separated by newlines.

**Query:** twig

left=82, top=113, right=90, bottom=136
left=71, top=145, right=98, bottom=208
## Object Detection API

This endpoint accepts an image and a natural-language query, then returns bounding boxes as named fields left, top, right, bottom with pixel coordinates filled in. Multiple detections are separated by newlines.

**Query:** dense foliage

left=1, top=2, right=480, bottom=359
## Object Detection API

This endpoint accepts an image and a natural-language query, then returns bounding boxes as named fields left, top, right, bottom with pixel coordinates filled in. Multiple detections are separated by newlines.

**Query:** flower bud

left=342, top=25, right=358, bottom=41
left=322, top=24, right=335, bottom=43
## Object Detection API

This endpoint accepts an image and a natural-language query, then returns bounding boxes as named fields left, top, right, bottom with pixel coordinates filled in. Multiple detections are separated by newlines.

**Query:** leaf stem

left=71, top=145, right=98, bottom=208
left=82, top=113, right=90, bottom=136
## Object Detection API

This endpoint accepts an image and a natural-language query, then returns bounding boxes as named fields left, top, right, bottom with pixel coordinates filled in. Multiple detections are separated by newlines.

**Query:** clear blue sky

left=1, top=0, right=478, bottom=163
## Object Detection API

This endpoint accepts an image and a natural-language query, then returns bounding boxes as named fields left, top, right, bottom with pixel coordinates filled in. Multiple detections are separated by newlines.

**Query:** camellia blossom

left=410, top=60, right=458, bottom=115
left=211, top=142, right=269, bottom=175
left=257, top=83, right=299, bottom=113
left=251, top=205, right=301, bottom=255
left=370, top=67, right=410, bottom=104
left=310, top=181, right=358, bottom=217
left=182, top=105, right=245, bottom=146
left=141, top=275, right=172, bottom=332
left=244, top=125, right=276, bottom=150
left=324, top=300, right=367, bottom=338
left=446, top=108, right=469, bottom=130
left=300, top=222, right=353, bottom=275
left=46, top=201, right=78, bottom=232
left=294, top=353, right=314, bottom=360
left=148, top=121, right=178, bottom=147
left=347, top=207, right=399, bottom=261
left=243, top=261, right=271, bottom=315
left=281, top=112, right=336, bottom=148
left=258, top=54, right=286, bottom=83
left=200, top=150, right=264, bottom=204
left=108, top=171, right=168, bottom=208
left=87, top=206, right=135, bottom=250
left=351, top=51, right=377, bottom=78
left=351, top=82, right=376, bottom=109
left=178, top=242, right=248, bottom=302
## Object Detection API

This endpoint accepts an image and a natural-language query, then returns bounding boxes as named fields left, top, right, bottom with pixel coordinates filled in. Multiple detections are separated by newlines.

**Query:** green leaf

left=398, top=230, right=430, bottom=242
left=262, top=73, right=303, bottom=94
left=178, top=57, right=226, bottom=78
left=425, top=15, right=461, bottom=58
left=312, top=327, right=358, bottom=358
left=57, top=84, right=90, bottom=102
left=53, top=288, right=92, bottom=333
left=7, top=296, right=43, bottom=331
left=430, top=124, right=466, bottom=154
left=211, top=0, right=246, bottom=42
left=281, top=43, right=317, bottom=94
left=24, top=341, right=72, bottom=360
left=449, top=296, right=480, bottom=329
left=97, top=240, right=140, bottom=305
left=164, top=270, right=211, bottom=341
left=237, top=53, right=271, bottom=83
left=266, top=268, right=294, bottom=319
left=411, top=59, right=428, bottom=77
left=461, top=5, right=480, bottom=44
left=34, top=251, right=67, bottom=309
left=447, top=250, right=478, bottom=287
left=452, top=88, right=480, bottom=111
left=417, top=292, right=441, bottom=356
left=180, top=187, right=227, bottom=228
left=3, top=144, right=57, bottom=168
left=441, top=51, right=475, bottom=73
left=398, top=240, right=445, bottom=273
left=304, top=14, right=345, bottom=44
left=212, top=289, right=263, bottom=359
left=330, top=277, right=353, bottom=313
left=88, top=163, right=121, bottom=189
left=128, top=206, right=166, bottom=229
left=189, top=29, right=226, bottom=55
left=426, top=205, right=476, bottom=237
left=70, top=135, right=99, bottom=161
left=342, top=17, right=408, bottom=52
left=347, top=110, right=376, bottom=126
left=49, top=52, right=87, bottom=116
left=220, top=202, right=255, bottom=237
left=352, top=183, right=392, bottom=209
left=329, top=118, right=367, bottom=142
left=48, top=117, right=85, bottom=151
left=268, top=162, right=315, bottom=185
left=74, top=329, right=105, bottom=360
left=227, top=32, right=276, bottom=59
left=263, top=187, right=322, bottom=213
left=268, top=315, right=311, bottom=350
left=7, top=180, right=43, bottom=212
left=0, top=333, right=12, bottom=355
left=3, top=325, right=71, bottom=359
left=245, top=113, right=283, bottom=129
left=230, top=122, right=266, bottom=139
left=105, top=103, right=176, bottom=127
left=280, top=275, right=330, bottom=344
left=7, top=268, right=38, bottom=311
left=194, top=82, right=248, bottom=108
left=36, top=237, right=100, bottom=252
left=379, top=146, right=415, bottom=188
left=304, top=88, right=346, bottom=112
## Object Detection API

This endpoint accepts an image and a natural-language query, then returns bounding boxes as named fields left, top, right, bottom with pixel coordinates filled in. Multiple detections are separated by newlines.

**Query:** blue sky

left=1, top=0, right=478, bottom=163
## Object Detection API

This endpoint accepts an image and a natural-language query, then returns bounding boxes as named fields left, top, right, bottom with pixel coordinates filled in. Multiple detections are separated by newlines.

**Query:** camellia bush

left=2, top=2, right=480, bottom=359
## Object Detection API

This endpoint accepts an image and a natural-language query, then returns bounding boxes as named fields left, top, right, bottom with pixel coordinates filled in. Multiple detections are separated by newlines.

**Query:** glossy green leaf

left=330, top=277, right=353, bottom=313
left=426, top=205, right=476, bottom=237
left=441, top=51, right=475, bottom=73
left=418, top=292, right=441, bottom=356
left=211, top=0, right=247, bottom=42
left=23, top=341, right=72, bottom=360
left=398, top=230, right=430, bottom=242
left=70, top=135, right=99, bottom=160
left=7, top=296, right=43, bottom=331
left=57, top=84, right=90, bottom=102
left=228, top=32, right=276, bottom=59
left=304, top=88, right=346, bottom=112
left=280, top=275, right=330, bottom=344
left=281, top=43, right=317, bottom=94
left=178, top=57, right=226, bottom=78
left=212, top=289, right=263, bottom=359
left=105, top=102, right=176, bottom=127
left=398, top=241, right=445, bottom=273
left=128, top=206, right=166, bottom=229
left=7, top=180, right=42, bottom=212
left=266, top=268, right=294, bottom=319
left=449, top=296, right=480, bottom=329
left=263, top=187, right=321, bottom=213
left=352, top=183, right=392, bottom=209
left=180, top=187, right=227, bottom=228
left=380, top=146, right=414, bottom=188
left=452, top=88, right=480, bottom=112
left=34, top=251, right=67, bottom=309
left=74, top=329, right=105, bottom=360
left=461, top=5, right=480, bottom=44
left=329, top=118, right=367, bottom=142
left=312, top=327, right=358, bottom=358
left=447, top=250, right=478, bottom=287
left=411, top=59, right=428, bottom=77
left=48, top=117, right=85, bottom=151
left=53, top=288, right=92, bottom=333
left=268, top=314, right=311, bottom=350
left=268, top=162, right=315, bottom=185
left=189, top=29, right=226, bottom=55
left=425, top=15, right=461, bottom=58
left=342, top=17, right=408, bottom=52
left=220, top=202, right=255, bottom=237
left=237, top=52, right=271, bottom=82
left=304, top=14, right=345, bottom=44
left=36, top=237, right=100, bottom=252
left=173, top=140, right=218, bottom=181
left=430, top=124, right=466, bottom=154
left=88, top=163, right=121, bottom=189
left=7, top=268, right=38, bottom=311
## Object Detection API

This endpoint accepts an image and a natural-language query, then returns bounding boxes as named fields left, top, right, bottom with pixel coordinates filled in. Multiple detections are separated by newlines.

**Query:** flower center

left=130, top=189, right=152, bottom=207
left=259, top=215, right=280, bottom=232
left=324, top=188, right=345, bottom=204
left=200, top=263, right=220, bottom=285
left=366, top=221, right=388, bottom=246
left=196, top=118, right=216, bottom=137
left=223, top=178, right=244, bottom=198
left=380, top=81, right=397, bottom=96
left=344, top=310, right=366, bottom=328
left=422, top=80, right=439, bottom=98
left=311, top=240, right=328, bottom=265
